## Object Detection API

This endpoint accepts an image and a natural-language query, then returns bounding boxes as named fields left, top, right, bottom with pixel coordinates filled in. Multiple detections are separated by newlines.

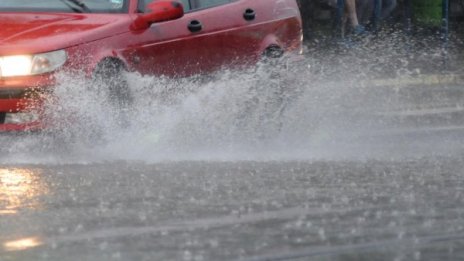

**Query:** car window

left=0, top=0, right=127, bottom=13
left=178, top=0, right=191, bottom=10
left=191, top=0, right=231, bottom=9
left=138, top=0, right=191, bottom=12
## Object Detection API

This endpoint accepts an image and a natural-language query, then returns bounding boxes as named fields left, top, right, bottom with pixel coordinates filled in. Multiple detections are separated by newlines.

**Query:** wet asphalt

left=2, top=157, right=464, bottom=261
left=2, top=48, right=464, bottom=260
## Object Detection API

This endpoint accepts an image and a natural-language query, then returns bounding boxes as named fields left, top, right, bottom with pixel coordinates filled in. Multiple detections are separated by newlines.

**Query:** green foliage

left=413, top=0, right=443, bottom=26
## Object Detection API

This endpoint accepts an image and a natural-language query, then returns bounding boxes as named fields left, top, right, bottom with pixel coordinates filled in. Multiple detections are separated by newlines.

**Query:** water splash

left=1, top=33, right=464, bottom=164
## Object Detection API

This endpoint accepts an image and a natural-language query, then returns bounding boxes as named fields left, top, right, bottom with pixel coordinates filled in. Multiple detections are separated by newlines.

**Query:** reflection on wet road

left=0, top=168, right=48, bottom=215
left=3, top=237, right=43, bottom=252
left=1, top=160, right=464, bottom=260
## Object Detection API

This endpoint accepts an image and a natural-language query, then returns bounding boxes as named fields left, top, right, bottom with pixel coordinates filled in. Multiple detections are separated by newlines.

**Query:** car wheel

left=94, top=59, right=132, bottom=107
left=93, top=59, right=133, bottom=126
left=258, top=47, right=295, bottom=137
left=242, top=46, right=305, bottom=140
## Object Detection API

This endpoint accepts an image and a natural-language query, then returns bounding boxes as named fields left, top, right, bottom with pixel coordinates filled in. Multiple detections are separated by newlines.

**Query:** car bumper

left=0, top=74, right=54, bottom=131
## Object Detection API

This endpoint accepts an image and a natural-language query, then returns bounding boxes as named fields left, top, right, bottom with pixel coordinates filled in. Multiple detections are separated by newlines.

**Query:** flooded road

left=1, top=159, right=464, bottom=261
left=2, top=37, right=464, bottom=260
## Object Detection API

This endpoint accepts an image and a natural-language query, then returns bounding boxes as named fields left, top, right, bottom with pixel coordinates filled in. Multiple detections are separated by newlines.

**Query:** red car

left=0, top=0, right=302, bottom=131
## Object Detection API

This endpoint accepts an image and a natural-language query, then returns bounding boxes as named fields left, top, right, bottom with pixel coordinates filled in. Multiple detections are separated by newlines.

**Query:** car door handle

left=243, top=8, right=256, bottom=21
left=188, top=20, right=202, bottom=32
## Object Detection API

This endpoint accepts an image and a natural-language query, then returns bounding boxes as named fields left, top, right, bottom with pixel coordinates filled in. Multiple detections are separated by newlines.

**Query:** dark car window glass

left=179, top=0, right=191, bottom=10
left=0, top=0, right=128, bottom=13
left=192, top=0, right=230, bottom=9
left=138, top=0, right=191, bottom=12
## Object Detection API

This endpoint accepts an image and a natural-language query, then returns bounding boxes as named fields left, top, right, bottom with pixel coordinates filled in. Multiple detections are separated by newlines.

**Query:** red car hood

left=0, top=13, right=132, bottom=55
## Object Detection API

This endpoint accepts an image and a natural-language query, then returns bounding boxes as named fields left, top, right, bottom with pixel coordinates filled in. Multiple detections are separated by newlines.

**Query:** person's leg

left=381, top=0, right=397, bottom=19
left=356, top=0, right=373, bottom=25
left=345, top=0, right=360, bottom=27
left=345, top=0, right=368, bottom=34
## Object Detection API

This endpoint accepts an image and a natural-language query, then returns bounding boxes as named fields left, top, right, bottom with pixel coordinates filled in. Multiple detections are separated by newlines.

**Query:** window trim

left=190, top=0, right=235, bottom=11
left=136, top=0, right=235, bottom=14
left=137, top=0, right=191, bottom=13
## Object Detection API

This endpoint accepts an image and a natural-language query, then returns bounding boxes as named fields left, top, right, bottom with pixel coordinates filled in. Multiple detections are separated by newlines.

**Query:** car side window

left=178, top=0, right=191, bottom=10
left=138, top=0, right=191, bottom=12
left=191, top=0, right=231, bottom=9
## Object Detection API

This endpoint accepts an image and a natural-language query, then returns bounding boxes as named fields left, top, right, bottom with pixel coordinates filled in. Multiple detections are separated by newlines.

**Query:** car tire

left=240, top=46, right=306, bottom=140
left=258, top=47, right=295, bottom=138
left=93, top=59, right=133, bottom=126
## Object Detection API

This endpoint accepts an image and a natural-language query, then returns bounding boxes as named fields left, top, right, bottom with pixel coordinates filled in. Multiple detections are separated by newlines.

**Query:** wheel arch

left=92, top=56, right=128, bottom=78
left=262, top=45, right=285, bottom=59
left=259, top=34, right=285, bottom=59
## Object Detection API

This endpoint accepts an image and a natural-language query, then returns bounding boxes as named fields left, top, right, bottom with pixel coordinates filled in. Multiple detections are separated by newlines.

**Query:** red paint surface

left=0, top=0, right=302, bottom=131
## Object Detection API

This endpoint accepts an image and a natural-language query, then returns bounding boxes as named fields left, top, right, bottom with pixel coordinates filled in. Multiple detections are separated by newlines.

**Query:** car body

left=0, top=0, right=302, bottom=131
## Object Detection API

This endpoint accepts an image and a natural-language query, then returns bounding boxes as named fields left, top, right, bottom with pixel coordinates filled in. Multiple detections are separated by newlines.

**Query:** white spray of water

left=1, top=37, right=463, bottom=164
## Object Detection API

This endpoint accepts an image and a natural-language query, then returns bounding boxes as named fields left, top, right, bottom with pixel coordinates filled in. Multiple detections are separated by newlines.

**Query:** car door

left=188, top=0, right=302, bottom=70
left=186, top=0, right=260, bottom=70
left=124, top=0, right=245, bottom=77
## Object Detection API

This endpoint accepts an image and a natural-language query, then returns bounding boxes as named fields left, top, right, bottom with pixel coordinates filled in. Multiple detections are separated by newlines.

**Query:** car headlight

left=4, top=112, right=39, bottom=124
left=0, top=50, right=67, bottom=77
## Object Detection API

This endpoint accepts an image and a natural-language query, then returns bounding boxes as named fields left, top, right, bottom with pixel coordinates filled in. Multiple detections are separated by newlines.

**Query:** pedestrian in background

left=381, top=0, right=397, bottom=19
left=297, top=0, right=397, bottom=35
left=344, top=0, right=367, bottom=34
left=298, top=0, right=367, bottom=34
left=357, top=0, right=398, bottom=24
